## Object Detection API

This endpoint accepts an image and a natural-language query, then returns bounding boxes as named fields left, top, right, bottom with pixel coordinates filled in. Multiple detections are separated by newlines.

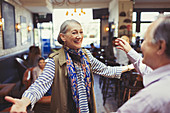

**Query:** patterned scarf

left=65, top=47, right=91, bottom=112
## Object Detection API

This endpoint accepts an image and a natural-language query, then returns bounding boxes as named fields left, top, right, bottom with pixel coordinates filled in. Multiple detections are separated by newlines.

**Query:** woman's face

left=38, top=59, right=46, bottom=70
left=61, top=22, right=84, bottom=50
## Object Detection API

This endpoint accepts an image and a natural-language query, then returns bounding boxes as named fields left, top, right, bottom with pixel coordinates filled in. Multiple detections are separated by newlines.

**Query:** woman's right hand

left=5, top=96, right=30, bottom=113
left=115, top=38, right=132, bottom=53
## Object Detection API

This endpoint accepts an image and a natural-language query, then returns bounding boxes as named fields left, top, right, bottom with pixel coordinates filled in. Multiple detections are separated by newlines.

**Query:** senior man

left=115, top=14, right=170, bottom=113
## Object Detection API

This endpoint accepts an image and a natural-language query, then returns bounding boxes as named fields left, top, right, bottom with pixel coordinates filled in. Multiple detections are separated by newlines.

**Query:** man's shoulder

left=94, top=47, right=98, bottom=51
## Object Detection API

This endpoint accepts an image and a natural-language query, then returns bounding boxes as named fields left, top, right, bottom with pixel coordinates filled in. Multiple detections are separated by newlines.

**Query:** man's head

left=141, top=15, right=170, bottom=69
left=38, top=57, right=46, bottom=70
left=90, top=43, right=94, bottom=48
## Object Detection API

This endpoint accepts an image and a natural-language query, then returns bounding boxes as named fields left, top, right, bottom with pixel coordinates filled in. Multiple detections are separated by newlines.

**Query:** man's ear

left=60, top=33, right=66, bottom=42
left=157, top=40, right=166, bottom=55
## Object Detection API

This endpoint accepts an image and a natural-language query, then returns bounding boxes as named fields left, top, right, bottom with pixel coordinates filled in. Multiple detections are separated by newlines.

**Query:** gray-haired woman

left=5, top=19, right=133, bottom=113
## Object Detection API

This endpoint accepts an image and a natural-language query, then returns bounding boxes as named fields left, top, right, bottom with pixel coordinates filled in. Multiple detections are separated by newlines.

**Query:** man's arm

left=115, top=38, right=153, bottom=76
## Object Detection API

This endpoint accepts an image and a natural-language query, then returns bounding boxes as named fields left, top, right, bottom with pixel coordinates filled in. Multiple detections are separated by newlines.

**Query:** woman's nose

left=76, top=33, right=82, bottom=39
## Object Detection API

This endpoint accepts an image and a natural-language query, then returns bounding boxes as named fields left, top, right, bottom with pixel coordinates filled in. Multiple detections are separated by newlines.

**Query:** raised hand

left=5, top=96, right=30, bottom=113
left=115, top=38, right=132, bottom=53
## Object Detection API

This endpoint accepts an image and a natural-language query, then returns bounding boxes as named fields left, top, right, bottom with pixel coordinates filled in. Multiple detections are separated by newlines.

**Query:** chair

left=21, top=54, right=28, bottom=60
left=0, top=83, right=16, bottom=112
left=23, top=67, right=34, bottom=89
left=0, top=107, right=11, bottom=112
left=101, top=62, right=120, bottom=105
left=0, top=67, right=51, bottom=113
left=102, top=77, right=119, bottom=105
left=0, top=58, right=28, bottom=112
left=118, top=70, right=144, bottom=106
left=0, top=83, right=16, bottom=101
left=15, top=57, right=28, bottom=84
left=123, top=73, right=143, bottom=101
left=33, top=96, right=51, bottom=113
left=15, top=57, right=27, bottom=69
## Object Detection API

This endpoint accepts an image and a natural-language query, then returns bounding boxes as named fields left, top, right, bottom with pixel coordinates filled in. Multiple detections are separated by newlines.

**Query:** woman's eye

left=72, top=32, right=76, bottom=34
left=80, top=31, right=83, bottom=34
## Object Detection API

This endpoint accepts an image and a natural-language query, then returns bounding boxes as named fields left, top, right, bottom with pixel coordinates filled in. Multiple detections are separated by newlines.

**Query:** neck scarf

left=65, top=47, right=91, bottom=113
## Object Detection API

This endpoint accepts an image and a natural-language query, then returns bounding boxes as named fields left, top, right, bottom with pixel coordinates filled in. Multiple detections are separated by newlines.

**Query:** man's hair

left=57, top=19, right=81, bottom=45
left=90, top=43, right=94, bottom=46
left=152, top=15, right=170, bottom=57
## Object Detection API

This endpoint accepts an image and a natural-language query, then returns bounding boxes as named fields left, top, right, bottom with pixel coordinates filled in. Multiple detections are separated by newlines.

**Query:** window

left=132, top=23, right=136, bottom=35
left=140, top=23, right=151, bottom=38
left=132, top=12, right=136, bottom=21
left=141, top=12, right=159, bottom=21
left=132, top=9, right=170, bottom=50
left=164, top=12, right=170, bottom=15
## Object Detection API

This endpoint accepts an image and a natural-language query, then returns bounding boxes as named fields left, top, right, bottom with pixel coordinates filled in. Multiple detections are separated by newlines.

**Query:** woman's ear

left=157, top=40, right=166, bottom=55
left=60, top=33, right=66, bottom=42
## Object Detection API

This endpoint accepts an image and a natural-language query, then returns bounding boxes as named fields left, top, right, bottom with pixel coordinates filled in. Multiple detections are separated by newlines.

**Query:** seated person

left=32, top=57, right=52, bottom=96
left=26, top=46, right=41, bottom=68
left=90, top=43, right=99, bottom=58
left=32, top=57, right=46, bottom=83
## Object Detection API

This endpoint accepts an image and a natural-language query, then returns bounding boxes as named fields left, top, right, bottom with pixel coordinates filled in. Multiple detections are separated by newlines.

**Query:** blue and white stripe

left=22, top=49, right=123, bottom=109
left=86, top=49, right=122, bottom=78
left=76, top=67, right=89, bottom=113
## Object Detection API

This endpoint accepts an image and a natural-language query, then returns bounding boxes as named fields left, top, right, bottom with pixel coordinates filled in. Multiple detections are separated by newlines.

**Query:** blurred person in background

left=115, top=35, right=130, bottom=66
left=32, top=57, right=46, bottom=83
left=90, top=43, right=99, bottom=58
left=26, top=46, right=41, bottom=68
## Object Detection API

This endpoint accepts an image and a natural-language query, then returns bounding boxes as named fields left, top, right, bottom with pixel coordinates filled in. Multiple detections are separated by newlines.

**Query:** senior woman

left=5, top=19, right=133, bottom=113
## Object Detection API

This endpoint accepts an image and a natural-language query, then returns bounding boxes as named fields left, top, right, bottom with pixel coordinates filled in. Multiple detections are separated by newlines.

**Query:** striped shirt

left=22, top=49, right=123, bottom=108
left=75, top=65, right=89, bottom=112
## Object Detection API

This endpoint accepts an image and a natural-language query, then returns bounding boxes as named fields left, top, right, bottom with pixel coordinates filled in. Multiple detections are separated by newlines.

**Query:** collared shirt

left=116, top=49, right=170, bottom=113
left=22, top=49, right=123, bottom=108
left=127, top=49, right=153, bottom=77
